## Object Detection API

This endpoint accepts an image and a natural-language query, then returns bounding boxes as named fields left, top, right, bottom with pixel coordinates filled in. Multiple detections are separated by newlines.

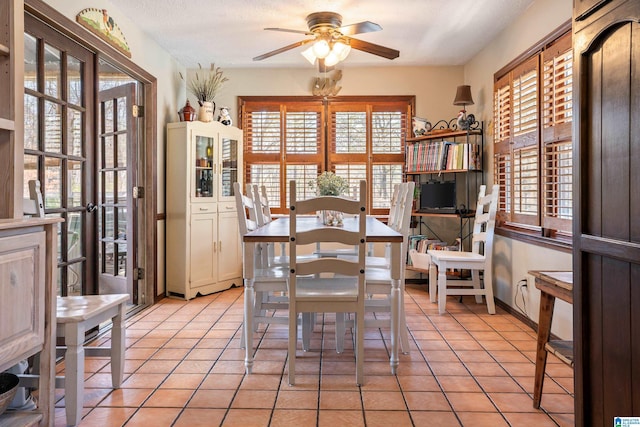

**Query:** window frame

left=239, top=95, right=414, bottom=214
left=493, top=21, right=572, bottom=244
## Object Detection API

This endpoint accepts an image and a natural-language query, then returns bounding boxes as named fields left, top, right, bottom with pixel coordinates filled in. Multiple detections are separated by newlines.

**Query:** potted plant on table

left=308, top=171, right=350, bottom=225
left=181, top=63, right=228, bottom=122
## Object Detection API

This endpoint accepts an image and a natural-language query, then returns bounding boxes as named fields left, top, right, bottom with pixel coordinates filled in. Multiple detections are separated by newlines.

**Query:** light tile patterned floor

left=53, top=285, right=574, bottom=426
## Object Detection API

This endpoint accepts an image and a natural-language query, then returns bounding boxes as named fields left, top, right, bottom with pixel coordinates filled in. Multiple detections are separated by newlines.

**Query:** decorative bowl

left=0, top=372, right=20, bottom=415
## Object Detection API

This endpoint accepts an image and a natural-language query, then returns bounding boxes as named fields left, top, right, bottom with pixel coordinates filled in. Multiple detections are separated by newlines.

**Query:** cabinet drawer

left=217, top=202, right=236, bottom=213
left=191, top=203, right=217, bottom=214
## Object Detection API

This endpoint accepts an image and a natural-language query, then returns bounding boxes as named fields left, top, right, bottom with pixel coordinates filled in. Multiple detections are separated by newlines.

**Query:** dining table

left=241, top=215, right=404, bottom=376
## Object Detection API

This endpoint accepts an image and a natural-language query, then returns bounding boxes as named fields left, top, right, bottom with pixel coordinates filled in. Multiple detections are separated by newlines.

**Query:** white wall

left=464, top=0, right=573, bottom=339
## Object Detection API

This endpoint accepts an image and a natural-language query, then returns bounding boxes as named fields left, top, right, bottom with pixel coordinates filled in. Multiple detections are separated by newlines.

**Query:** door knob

left=86, top=202, right=98, bottom=213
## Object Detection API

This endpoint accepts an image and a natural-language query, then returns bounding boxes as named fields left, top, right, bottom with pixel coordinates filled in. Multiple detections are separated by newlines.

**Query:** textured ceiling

left=107, top=0, right=534, bottom=69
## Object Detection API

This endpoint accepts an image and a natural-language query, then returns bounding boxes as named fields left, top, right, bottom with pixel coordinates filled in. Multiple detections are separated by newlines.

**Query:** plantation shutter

left=542, top=32, right=573, bottom=233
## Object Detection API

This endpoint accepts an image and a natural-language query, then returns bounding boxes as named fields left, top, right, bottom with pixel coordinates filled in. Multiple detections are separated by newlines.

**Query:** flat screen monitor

left=420, top=181, right=457, bottom=213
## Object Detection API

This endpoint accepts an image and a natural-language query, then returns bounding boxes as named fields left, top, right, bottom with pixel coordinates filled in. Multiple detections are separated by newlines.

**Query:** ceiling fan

left=253, top=11, right=400, bottom=71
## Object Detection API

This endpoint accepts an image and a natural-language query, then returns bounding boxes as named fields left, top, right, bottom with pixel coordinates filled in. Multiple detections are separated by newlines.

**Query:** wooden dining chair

left=288, top=180, right=367, bottom=385
left=337, top=181, right=414, bottom=354
left=427, top=184, right=499, bottom=314
left=234, top=182, right=290, bottom=352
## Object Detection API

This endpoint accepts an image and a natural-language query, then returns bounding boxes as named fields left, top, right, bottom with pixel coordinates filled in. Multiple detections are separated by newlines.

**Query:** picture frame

left=412, top=116, right=430, bottom=137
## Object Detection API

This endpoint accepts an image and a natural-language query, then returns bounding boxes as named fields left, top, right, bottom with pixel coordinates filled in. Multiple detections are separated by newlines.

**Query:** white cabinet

left=166, top=121, right=243, bottom=299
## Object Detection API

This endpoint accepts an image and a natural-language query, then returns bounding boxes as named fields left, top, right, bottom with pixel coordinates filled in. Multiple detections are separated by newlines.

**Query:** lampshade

left=312, top=39, right=331, bottom=59
left=333, top=39, right=351, bottom=61
left=453, top=85, right=474, bottom=106
left=301, top=46, right=317, bottom=65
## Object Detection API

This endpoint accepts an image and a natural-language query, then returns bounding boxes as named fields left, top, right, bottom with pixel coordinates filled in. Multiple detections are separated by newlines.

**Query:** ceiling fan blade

left=348, top=37, right=400, bottom=60
left=253, top=40, right=311, bottom=61
left=338, top=21, right=382, bottom=36
left=264, top=27, right=313, bottom=35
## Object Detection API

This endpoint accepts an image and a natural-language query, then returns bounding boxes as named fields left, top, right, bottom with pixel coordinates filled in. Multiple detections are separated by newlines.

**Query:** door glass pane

left=104, top=206, right=115, bottom=239
left=104, top=136, right=114, bottom=168
left=221, top=138, right=238, bottom=198
left=23, top=155, right=38, bottom=198
left=68, top=160, right=82, bottom=207
left=104, top=171, right=114, bottom=204
left=44, top=157, right=62, bottom=208
left=250, top=164, right=280, bottom=207
left=24, top=95, right=39, bottom=150
left=116, top=243, right=126, bottom=276
left=67, top=212, right=82, bottom=261
left=24, top=33, right=38, bottom=90
left=67, top=263, right=82, bottom=296
left=67, top=55, right=82, bottom=106
left=44, top=43, right=61, bottom=99
left=44, top=101, right=62, bottom=153
left=104, top=99, right=114, bottom=134
left=195, top=136, right=214, bottom=198
left=117, top=170, right=127, bottom=202
left=103, top=242, right=115, bottom=275
left=117, top=133, right=127, bottom=167
left=117, top=207, right=127, bottom=240
left=117, top=97, right=127, bottom=130
left=68, top=108, right=83, bottom=156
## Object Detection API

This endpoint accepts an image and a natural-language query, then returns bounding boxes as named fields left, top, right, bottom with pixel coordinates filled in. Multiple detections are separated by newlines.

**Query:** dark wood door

left=23, top=13, right=97, bottom=296
left=573, top=1, right=640, bottom=425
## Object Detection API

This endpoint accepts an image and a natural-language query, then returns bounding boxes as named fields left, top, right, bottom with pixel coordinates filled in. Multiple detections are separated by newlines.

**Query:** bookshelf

left=405, top=122, right=483, bottom=256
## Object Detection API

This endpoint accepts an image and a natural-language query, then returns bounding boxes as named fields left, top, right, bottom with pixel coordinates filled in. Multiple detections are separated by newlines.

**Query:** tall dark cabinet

left=573, top=0, right=640, bottom=425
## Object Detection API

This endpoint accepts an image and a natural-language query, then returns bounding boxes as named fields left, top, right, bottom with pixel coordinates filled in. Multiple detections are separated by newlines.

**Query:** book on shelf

left=405, top=140, right=480, bottom=173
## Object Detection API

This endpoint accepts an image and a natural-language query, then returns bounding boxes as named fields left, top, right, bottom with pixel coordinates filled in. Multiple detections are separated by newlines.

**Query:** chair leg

left=437, top=264, right=448, bottom=314
left=472, top=270, right=483, bottom=304
left=335, top=313, right=345, bottom=353
left=288, top=310, right=297, bottom=386
left=399, top=288, right=410, bottom=354
left=302, top=313, right=313, bottom=351
left=429, top=261, right=437, bottom=303
left=355, top=310, right=364, bottom=386
left=483, top=268, right=496, bottom=315
left=64, top=322, right=85, bottom=427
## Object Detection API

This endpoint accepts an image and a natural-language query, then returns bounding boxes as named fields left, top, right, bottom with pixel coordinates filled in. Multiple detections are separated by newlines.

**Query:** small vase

left=198, top=101, right=215, bottom=122
left=322, top=210, right=343, bottom=226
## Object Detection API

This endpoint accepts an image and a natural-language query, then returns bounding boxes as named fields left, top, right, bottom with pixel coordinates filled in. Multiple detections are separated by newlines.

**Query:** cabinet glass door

left=194, top=135, right=215, bottom=200
left=220, top=137, right=239, bottom=200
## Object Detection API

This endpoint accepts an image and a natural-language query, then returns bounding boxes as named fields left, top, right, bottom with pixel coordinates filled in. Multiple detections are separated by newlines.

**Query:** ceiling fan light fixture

left=333, top=39, right=351, bottom=61
left=324, top=50, right=340, bottom=67
left=301, top=46, right=317, bottom=65
left=312, top=39, right=331, bottom=58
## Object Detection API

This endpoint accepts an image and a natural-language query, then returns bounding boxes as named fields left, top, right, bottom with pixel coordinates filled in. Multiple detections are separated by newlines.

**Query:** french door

left=97, top=83, right=138, bottom=300
left=24, top=14, right=96, bottom=296
left=24, top=14, right=140, bottom=302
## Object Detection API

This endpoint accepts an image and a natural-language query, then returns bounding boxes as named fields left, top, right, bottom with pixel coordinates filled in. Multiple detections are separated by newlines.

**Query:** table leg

left=390, top=242, right=401, bottom=374
left=243, top=242, right=256, bottom=374
left=533, top=290, right=555, bottom=408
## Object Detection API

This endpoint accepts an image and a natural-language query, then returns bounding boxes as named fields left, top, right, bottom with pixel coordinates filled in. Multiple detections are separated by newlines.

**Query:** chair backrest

left=252, top=184, right=274, bottom=227
left=289, top=180, right=367, bottom=284
left=471, top=184, right=499, bottom=263
left=23, top=180, right=45, bottom=218
left=386, top=184, right=403, bottom=230
left=234, top=182, right=259, bottom=237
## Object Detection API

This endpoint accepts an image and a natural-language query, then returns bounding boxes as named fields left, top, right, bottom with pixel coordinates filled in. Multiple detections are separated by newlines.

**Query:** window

left=240, top=96, right=413, bottom=214
left=493, top=29, right=572, bottom=234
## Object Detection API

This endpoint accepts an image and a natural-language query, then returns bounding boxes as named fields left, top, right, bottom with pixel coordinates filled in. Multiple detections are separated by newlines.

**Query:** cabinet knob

left=199, top=207, right=209, bottom=211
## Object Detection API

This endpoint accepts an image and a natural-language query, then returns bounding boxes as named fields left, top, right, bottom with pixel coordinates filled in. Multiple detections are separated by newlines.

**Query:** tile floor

left=53, top=284, right=574, bottom=426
